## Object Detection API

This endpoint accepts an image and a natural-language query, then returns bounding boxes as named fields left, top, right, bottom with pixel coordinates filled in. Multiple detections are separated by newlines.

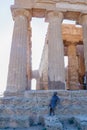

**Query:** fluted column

left=47, top=12, right=65, bottom=89
left=26, top=19, right=32, bottom=90
left=6, top=9, right=31, bottom=93
left=67, top=43, right=79, bottom=90
left=80, top=14, right=87, bottom=73
left=39, top=32, right=48, bottom=90
left=78, top=53, right=85, bottom=89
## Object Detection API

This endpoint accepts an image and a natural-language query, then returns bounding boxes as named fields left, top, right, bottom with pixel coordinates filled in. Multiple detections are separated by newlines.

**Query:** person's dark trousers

left=50, top=107, right=55, bottom=116
left=84, top=84, right=86, bottom=90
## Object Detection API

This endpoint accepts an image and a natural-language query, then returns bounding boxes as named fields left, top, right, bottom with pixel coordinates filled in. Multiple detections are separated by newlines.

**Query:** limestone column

left=26, top=20, right=32, bottom=90
left=80, top=15, right=87, bottom=72
left=67, top=43, right=79, bottom=90
left=39, top=34, right=48, bottom=90
left=47, top=12, right=65, bottom=89
left=6, top=9, right=31, bottom=93
left=78, top=53, right=85, bottom=89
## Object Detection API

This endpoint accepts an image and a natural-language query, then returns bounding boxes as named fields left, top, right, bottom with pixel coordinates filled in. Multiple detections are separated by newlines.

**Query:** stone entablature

left=12, top=0, right=87, bottom=19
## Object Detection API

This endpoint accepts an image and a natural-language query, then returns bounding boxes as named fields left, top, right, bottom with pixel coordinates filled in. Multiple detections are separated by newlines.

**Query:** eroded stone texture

left=81, top=15, right=87, bottom=72
left=62, top=24, right=83, bottom=43
left=26, top=15, right=32, bottom=90
left=44, top=116, right=63, bottom=130
left=6, top=9, right=30, bottom=93
left=67, top=43, right=79, bottom=90
left=47, top=12, right=65, bottom=89
left=1, top=90, right=87, bottom=128
left=48, top=80, right=65, bottom=90
left=77, top=47, right=85, bottom=89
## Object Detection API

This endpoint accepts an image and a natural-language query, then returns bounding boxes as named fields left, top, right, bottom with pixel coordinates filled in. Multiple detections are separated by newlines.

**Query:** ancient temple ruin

left=5, top=0, right=87, bottom=94
left=1, top=0, right=87, bottom=129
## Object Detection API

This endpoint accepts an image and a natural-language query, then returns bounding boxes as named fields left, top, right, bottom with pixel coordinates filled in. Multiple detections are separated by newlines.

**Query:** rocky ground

left=62, top=120, right=80, bottom=130
left=0, top=125, right=45, bottom=130
left=0, top=116, right=86, bottom=130
left=0, top=123, right=81, bottom=130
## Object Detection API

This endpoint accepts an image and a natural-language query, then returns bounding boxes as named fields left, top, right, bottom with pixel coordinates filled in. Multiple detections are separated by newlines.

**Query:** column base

left=48, top=80, right=65, bottom=90
left=27, top=80, right=31, bottom=90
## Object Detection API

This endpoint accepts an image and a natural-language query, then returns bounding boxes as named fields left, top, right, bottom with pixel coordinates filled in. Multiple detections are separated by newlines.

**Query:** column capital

left=65, top=41, right=77, bottom=46
left=46, top=11, right=63, bottom=23
left=11, top=8, right=32, bottom=21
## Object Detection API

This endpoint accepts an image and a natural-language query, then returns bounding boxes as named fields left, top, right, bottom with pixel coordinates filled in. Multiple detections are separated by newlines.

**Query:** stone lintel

left=12, top=1, right=87, bottom=19
left=64, top=11, right=81, bottom=21
left=14, top=0, right=87, bottom=14
left=14, top=0, right=34, bottom=8
left=32, top=8, right=46, bottom=18
left=56, top=2, right=87, bottom=14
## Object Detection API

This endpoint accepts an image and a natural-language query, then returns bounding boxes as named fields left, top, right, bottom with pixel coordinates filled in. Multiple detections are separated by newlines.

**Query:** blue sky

left=0, top=1, right=14, bottom=92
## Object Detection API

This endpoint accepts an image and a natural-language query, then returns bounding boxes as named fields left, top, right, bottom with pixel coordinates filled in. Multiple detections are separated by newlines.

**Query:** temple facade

left=6, top=0, right=87, bottom=93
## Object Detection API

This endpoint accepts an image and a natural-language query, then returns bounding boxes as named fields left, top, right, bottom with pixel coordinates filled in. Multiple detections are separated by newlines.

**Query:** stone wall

left=24, top=90, right=87, bottom=116
left=1, top=90, right=87, bottom=128
left=2, top=90, right=87, bottom=117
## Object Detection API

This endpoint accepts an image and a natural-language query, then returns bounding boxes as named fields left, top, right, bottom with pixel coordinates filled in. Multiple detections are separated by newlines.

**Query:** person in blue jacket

left=49, top=92, right=60, bottom=116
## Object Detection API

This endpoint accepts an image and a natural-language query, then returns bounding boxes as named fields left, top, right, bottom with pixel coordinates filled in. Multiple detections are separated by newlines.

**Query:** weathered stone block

left=74, top=116, right=87, bottom=130
left=44, top=116, right=63, bottom=130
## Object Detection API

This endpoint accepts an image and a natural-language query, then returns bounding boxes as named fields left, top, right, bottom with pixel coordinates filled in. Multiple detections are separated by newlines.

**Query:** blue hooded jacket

left=50, top=92, right=60, bottom=108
